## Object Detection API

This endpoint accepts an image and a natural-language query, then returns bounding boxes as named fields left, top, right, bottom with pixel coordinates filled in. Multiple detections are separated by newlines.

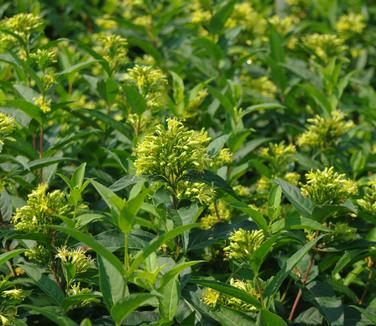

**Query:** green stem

left=124, top=231, right=130, bottom=277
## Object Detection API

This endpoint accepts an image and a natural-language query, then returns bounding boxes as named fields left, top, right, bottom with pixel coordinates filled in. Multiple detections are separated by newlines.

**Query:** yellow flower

left=336, top=13, right=366, bottom=38
left=0, top=13, right=43, bottom=45
left=13, top=183, right=68, bottom=233
left=302, top=33, right=347, bottom=63
left=357, top=180, right=376, bottom=217
left=33, top=95, right=52, bottom=113
left=124, top=65, right=167, bottom=111
left=200, top=200, right=231, bottom=229
left=301, top=167, right=357, bottom=205
left=298, top=110, right=354, bottom=149
left=134, top=118, right=210, bottom=184
left=56, top=246, right=93, bottom=275
left=94, top=33, right=128, bottom=70
left=269, top=15, right=299, bottom=35
left=224, top=229, right=265, bottom=262
left=202, top=288, right=220, bottom=308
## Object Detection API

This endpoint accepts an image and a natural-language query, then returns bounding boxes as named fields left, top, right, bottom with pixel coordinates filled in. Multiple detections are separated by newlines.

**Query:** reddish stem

left=288, top=255, right=314, bottom=321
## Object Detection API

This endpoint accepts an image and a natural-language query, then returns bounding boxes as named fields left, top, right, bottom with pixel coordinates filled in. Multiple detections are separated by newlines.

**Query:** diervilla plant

left=0, top=1, right=374, bottom=325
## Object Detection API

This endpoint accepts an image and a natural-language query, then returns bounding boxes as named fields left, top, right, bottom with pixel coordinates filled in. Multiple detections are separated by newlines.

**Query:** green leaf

left=241, top=103, right=284, bottom=118
left=170, top=71, right=185, bottom=107
left=20, top=305, right=78, bottom=326
left=83, top=109, right=131, bottom=136
left=209, top=305, right=255, bottom=326
left=19, top=264, right=65, bottom=306
left=267, top=25, right=287, bottom=91
left=191, top=279, right=261, bottom=309
left=71, top=163, right=86, bottom=188
left=119, top=187, right=150, bottom=233
left=208, top=86, right=234, bottom=116
left=97, top=78, right=118, bottom=103
left=300, top=84, right=332, bottom=115
left=50, top=225, right=124, bottom=275
left=80, top=319, right=92, bottom=326
left=229, top=200, right=268, bottom=232
left=98, top=256, right=127, bottom=311
left=91, top=180, right=125, bottom=217
left=110, top=176, right=144, bottom=192
left=6, top=99, right=42, bottom=124
left=0, top=190, right=12, bottom=221
left=257, top=309, right=287, bottom=326
left=306, top=281, right=344, bottom=326
left=271, top=215, right=331, bottom=233
left=159, top=278, right=179, bottom=322
left=58, top=59, right=96, bottom=76
left=207, top=135, right=229, bottom=158
left=0, top=249, right=26, bottom=265
left=331, top=249, right=367, bottom=277
left=351, top=306, right=376, bottom=324
left=207, top=0, right=236, bottom=34
left=264, top=235, right=325, bottom=299
left=275, top=179, right=313, bottom=218
left=182, top=170, right=238, bottom=198
left=250, top=236, right=278, bottom=275
left=123, top=84, right=147, bottom=115
left=130, top=224, right=198, bottom=274
left=159, top=261, right=203, bottom=289
left=28, top=157, right=75, bottom=170
left=111, top=293, right=155, bottom=325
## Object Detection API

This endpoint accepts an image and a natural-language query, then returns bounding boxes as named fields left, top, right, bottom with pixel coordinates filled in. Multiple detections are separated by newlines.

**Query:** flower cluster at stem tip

left=12, top=183, right=68, bottom=233
left=124, top=65, right=168, bottom=111
left=134, top=118, right=210, bottom=183
left=298, top=110, right=354, bottom=149
left=203, top=278, right=263, bottom=312
left=224, top=229, right=265, bottom=262
left=301, top=167, right=357, bottom=205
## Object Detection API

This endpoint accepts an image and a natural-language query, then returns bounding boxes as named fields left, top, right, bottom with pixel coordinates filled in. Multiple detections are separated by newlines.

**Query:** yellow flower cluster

left=134, top=118, right=210, bottom=185
left=257, top=172, right=300, bottom=192
left=298, top=111, right=354, bottom=149
left=357, top=180, right=376, bottom=217
left=180, top=181, right=215, bottom=205
left=336, top=13, right=366, bottom=39
left=301, top=167, right=357, bottom=205
left=12, top=183, right=68, bottom=233
left=302, top=33, right=347, bottom=63
left=200, top=200, right=231, bottom=229
left=94, top=33, right=128, bottom=71
left=33, top=95, right=52, bottom=113
left=202, top=278, right=262, bottom=312
left=184, top=89, right=208, bottom=119
left=56, top=246, right=93, bottom=275
left=0, top=13, right=43, bottom=45
left=0, top=113, right=16, bottom=151
left=0, top=277, right=25, bottom=325
left=124, top=65, right=168, bottom=111
left=29, top=49, right=57, bottom=70
left=243, top=76, right=278, bottom=99
left=269, top=15, right=299, bottom=36
left=224, top=229, right=264, bottom=262
left=226, top=3, right=266, bottom=38
left=260, top=142, right=296, bottom=168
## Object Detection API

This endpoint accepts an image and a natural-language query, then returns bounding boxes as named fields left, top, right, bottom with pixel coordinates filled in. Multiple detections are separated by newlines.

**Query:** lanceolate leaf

left=275, top=179, right=313, bottom=218
left=130, top=224, right=198, bottom=274
left=111, top=293, right=155, bottom=325
left=51, top=225, right=124, bottom=275
left=264, top=235, right=325, bottom=299
left=191, top=279, right=261, bottom=309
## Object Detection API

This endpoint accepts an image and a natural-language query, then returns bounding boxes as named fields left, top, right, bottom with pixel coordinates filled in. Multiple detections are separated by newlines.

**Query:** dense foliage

left=0, top=0, right=375, bottom=325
